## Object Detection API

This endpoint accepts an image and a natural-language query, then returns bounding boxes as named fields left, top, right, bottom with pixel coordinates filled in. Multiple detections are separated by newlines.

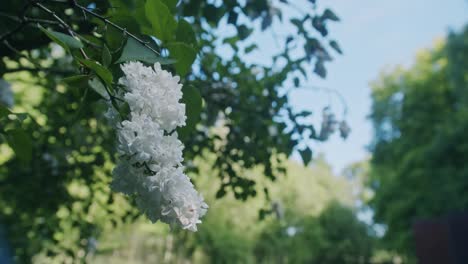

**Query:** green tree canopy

left=368, top=25, right=468, bottom=258
left=255, top=201, right=375, bottom=264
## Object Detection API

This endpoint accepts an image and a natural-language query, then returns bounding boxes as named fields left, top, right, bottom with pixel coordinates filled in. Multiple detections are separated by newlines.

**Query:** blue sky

left=242, top=0, right=467, bottom=172
left=303, top=0, right=467, bottom=172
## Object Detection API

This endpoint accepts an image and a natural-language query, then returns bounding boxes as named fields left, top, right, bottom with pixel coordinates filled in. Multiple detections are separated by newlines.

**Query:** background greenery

left=368, top=25, right=468, bottom=262
left=88, top=157, right=375, bottom=264
left=1, top=0, right=467, bottom=263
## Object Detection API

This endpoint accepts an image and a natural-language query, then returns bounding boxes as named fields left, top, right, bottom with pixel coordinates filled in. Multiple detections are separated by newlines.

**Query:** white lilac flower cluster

left=110, top=62, right=207, bottom=231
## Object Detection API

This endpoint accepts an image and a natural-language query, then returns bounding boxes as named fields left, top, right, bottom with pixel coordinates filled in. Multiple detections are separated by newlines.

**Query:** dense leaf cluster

left=0, top=0, right=345, bottom=260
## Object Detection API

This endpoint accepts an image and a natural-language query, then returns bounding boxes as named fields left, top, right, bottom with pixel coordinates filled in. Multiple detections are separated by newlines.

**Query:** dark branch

left=0, top=11, right=60, bottom=25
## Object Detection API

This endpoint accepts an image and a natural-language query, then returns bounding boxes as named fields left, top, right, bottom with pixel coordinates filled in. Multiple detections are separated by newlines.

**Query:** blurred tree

left=255, top=201, right=375, bottom=263
left=89, top=158, right=371, bottom=264
left=368, top=25, right=468, bottom=259
left=0, top=0, right=347, bottom=261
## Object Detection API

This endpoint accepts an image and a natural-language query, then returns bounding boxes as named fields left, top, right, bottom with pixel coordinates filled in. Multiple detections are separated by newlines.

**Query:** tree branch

left=72, top=2, right=161, bottom=55
left=0, top=11, right=60, bottom=25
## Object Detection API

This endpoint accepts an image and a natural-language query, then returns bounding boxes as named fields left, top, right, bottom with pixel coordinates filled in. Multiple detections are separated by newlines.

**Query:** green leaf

left=167, top=42, right=197, bottom=77
left=102, top=44, right=112, bottom=66
left=177, top=85, right=202, bottom=139
left=223, top=36, right=240, bottom=50
left=176, top=19, right=197, bottom=47
left=116, top=38, right=175, bottom=65
left=203, top=4, right=223, bottom=25
left=322, top=9, right=340, bottom=22
left=15, top=113, right=28, bottom=123
left=78, top=59, right=113, bottom=86
left=161, top=0, right=178, bottom=12
left=6, top=128, right=32, bottom=163
left=182, top=0, right=202, bottom=16
left=314, top=59, right=327, bottom=79
left=329, top=40, right=343, bottom=54
left=244, top=44, right=258, bottom=54
left=145, top=0, right=177, bottom=42
left=38, top=25, right=83, bottom=52
left=290, top=18, right=302, bottom=28
left=293, top=77, right=300, bottom=87
left=88, top=77, right=110, bottom=100
left=103, top=15, right=140, bottom=51
left=60, top=75, right=90, bottom=85
left=0, top=104, right=11, bottom=118
left=227, top=11, right=238, bottom=25
left=312, top=16, right=328, bottom=36
left=237, top=25, right=253, bottom=40
left=296, top=110, right=312, bottom=117
left=261, top=14, right=272, bottom=31
left=215, top=188, right=226, bottom=199
left=299, top=147, right=313, bottom=166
